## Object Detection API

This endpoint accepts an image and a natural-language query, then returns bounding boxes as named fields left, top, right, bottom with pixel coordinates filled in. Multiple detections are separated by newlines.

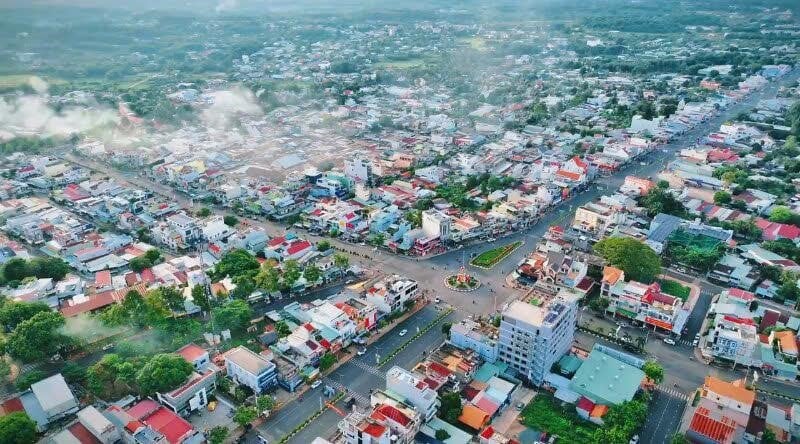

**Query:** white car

left=434, top=297, right=441, bottom=304
left=357, top=349, right=366, bottom=356
left=663, top=338, right=676, bottom=346
left=629, top=435, right=640, bottom=444
left=310, top=380, right=322, bottom=389
left=398, top=329, right=408, bottom=337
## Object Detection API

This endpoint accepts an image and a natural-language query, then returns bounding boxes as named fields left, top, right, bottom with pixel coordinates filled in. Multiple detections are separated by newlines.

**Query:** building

left=224, top=346, right=277, bottom=394
left=497, top=292, right=578, bottom=385
left=156, top=369, right=217, bottom=416
left=20, top=374, right=79, bottom=431
left=449, top=319, right=499, bottom=363
left=50, top=406, right=121, bottom=444
left=176, top=343, right=210, bottom=370
left=339, top=390, right=423, bottom=444
left=709, top=316, right=759, bottom=367
left=421, top=209, right=451, bottom=241
left=569, top=346, right=645, bottom=407
left=385, top=366, right=440, bottom=422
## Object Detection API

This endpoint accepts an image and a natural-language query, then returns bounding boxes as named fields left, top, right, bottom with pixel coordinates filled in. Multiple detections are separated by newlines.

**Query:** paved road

left=63, top=70, right=800, bottom=443
left=243, top=305, right=454, bottom=443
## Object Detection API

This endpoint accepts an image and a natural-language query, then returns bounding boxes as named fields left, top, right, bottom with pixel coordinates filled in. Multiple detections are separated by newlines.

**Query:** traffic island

left=444, top=268, right=480, bottom=292
left=469, top=241, right=523, bottom=269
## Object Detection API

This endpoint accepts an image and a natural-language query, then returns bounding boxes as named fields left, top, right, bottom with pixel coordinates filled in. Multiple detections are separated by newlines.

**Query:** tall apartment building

left=497, top=293, right=578, bottom=385
left=385, top=366, right=440, bottom=422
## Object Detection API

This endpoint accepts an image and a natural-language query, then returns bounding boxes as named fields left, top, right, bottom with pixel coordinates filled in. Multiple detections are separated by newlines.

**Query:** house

left=223, top=346, right=277, bottom=394
left=17, top=374, right=79, bottom=431
left=49, top=406, right=121, bottom=444
left=156, top=369, right=217, bottom=416
left=175, top=343, right=210, bottom=370
left=110, top=400, right=200, bottom=444
left=569, top=346, right=645, bottom=408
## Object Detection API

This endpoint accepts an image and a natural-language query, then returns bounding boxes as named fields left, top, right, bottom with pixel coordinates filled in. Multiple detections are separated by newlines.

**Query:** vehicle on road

left=515, top=402, right=525, bottom=411
left=357, top=348, right=366, bottom=356
left=310, top=380, right=322, bottom=389
left=629, top=435, right=640, bottom=444
left=434, top=297, right=441, bottom=304
left=398, top=329, right=408, bottom=336
left=207, top=401, right=217, bottom=412
left=663, top=337, right=676, bottom=345
left=102, top=343, right=114, bottom=351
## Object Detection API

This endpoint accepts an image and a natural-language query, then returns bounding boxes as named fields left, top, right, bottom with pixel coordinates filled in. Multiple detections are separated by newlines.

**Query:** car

left=310, top=380, right=322, bottom=389
left=663, top=337, right=676, bottom=345
left=398, top=329, right=408, bottom=337
left=629, top=435, right=640, bottom=444
left=692, top=339, right=699, bottom=347
left=434, top=297, right=441, bottom=304
left=102, top=343, right=115, bottom=351
left=515, top=402, right=525, bottom=411
left=357, top=349, right=366, bottom=356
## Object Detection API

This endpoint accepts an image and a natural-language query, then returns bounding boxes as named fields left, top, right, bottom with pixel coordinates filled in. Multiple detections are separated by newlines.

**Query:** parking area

left=187, top=397, right=236, bottom=436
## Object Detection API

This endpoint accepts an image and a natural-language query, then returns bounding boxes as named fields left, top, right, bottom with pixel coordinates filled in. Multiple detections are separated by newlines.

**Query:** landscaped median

left=469, top=241, right=523, bottom=269
left=278, top=391, right=346, bottom=444
left=377, top=307, right=455, bottom=367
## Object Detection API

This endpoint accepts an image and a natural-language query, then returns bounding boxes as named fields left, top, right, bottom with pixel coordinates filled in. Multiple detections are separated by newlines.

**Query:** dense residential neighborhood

left=2, top=1, right=800, bottom=444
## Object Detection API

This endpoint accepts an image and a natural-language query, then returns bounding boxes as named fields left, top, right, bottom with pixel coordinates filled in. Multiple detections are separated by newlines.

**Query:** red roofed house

left=755, top=219, right=800, bottom=241
left=124, top=400, right=198, bottom=444
left=175, top=343, right=210, bottom=370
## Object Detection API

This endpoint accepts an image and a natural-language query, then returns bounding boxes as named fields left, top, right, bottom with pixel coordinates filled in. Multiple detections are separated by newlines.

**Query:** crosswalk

left=347, top=359, right=387, bottom=379
left=656, top=385, right=690, bottom=401
left=324, top=378, right=370, bottom=405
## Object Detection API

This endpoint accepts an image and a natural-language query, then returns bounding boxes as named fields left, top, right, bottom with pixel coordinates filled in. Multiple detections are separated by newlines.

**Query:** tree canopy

left=594, top=237, right=661, bottom=283
left=6, top=311, right=69, bottom=362
left=211, top=299, right=253, bottom=332
left=0, top=412, right=37, bottom=444
left=136, top=353, right=194, bottom=395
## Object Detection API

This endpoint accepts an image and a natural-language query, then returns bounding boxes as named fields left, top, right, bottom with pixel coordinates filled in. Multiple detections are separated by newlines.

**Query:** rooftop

left=569, top=348, right=645, bottom=405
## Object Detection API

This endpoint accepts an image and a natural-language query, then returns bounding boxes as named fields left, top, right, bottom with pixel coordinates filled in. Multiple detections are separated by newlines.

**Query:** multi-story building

left=449, top=319, right=499, bottom=363
left=223, top=346, right=277, bottom=394
left=385, top=366, right=440, bottom=422
left=339, top=390, right=422, bottom=444
left=364, top=275, right=419, bottom=315
left=421, top=209, right=451, bottom=241
left=497, top=292, right=578, bottom=385
left=709, top=315, right=759, bottom=367
left=156, top=369, right=217, bottom=415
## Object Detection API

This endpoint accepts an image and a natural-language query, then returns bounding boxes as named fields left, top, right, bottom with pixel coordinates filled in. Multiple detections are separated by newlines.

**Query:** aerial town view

left=1, top=0, right=800, bottom=443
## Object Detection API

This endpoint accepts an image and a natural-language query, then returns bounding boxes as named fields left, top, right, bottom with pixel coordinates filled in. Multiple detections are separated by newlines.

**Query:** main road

left=64, top=71, right=799, bottom=443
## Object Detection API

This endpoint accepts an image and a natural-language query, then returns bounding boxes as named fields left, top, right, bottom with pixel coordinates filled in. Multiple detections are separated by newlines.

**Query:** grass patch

left=521, top=393, right=596, bottom=442
left=657, top=278, right=691, bottom=301
left=470, top=241, right=522, bottom=268
left=0, top=74, right=66, bottom=90
left=459, top=37, right=489, bottom=52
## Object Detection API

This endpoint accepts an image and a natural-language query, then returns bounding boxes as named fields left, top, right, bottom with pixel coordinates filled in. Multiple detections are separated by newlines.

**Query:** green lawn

left=470, top=241, right=522, bottom=268
left=657, top=278, right=691, bottom=301
left=521, top=394, right=596, bottom=442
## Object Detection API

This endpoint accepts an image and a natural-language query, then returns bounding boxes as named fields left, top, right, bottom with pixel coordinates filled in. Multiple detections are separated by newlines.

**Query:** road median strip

left=377, top=308, right=455, bottom=367
left=278, top=391, right=346, bottom=444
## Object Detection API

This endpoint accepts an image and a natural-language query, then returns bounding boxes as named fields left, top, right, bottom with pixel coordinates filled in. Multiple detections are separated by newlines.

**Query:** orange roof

left=773, top=330, right=798, bottom=355
left=458, top=404, right=489, bottom=430
left=602, top=266, right=623, bottom=285
left=703, top=376, right=755, bottom=407
left=555, top=170, right=582, bottom=181
left=689, top=409, right=736, bottom=444
left=589, top=404, right=609, bottom=418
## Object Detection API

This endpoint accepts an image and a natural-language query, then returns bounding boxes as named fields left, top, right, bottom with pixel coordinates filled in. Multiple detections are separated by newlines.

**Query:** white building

left=385, top=366, right=440, bottom=422
left=449, top=319, right=499, bottom=363
left=202, top=217, right=235, bottom=242
left=344, top=157, right=374, bottom=184
left=421, top=209, right=451, bottom=241
left=223, top=346, right=277, bottom=394
left=709, top=315, right=759, bottom=367
left=497, top=293, right=578, bottom=385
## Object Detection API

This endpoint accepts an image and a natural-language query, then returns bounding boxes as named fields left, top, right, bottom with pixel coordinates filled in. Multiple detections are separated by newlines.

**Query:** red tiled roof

left=689, top=409, right=736, bottom=443
left=67, top=422, right=102, bottom=444
left=142, top=406, right=194, bottom=444
left=375, top=404, right=410, bottom=427
left=361, top=423, right=387, bottom=438
left=480, top=426, right=496, bottom=439
left=577, top=396, right=596, bottom=412
left=176, top=343, right=207, bottom=363
left=95, top=270, right=112, bottom=287
left=727, top=288, right=755, bottom=301
left=0, top=397, right=24, bottom=415
left=286, top=240, right=312, bottom=255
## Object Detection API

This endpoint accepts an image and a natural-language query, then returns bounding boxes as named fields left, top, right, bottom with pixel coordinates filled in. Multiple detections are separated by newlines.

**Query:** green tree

left=136, top=353, right=194, bottom=395
left=128, top=256, right=152, bottom=273
left=282, top=260, right=302, bottom=286
left=208, top=426, right=228, bottom=444
left=87, top=353, right=138, bottom=399
left=211, top=299, right=253, bottom=332
left=333, top=253, right=349, bottom=271
left=640, top=187, right=686, bottom=218
left=0, top=359, right=10, bottom=383
left=214, top=249, right=260, bottom=280
left=0, top=412, right=37, bottom=444
left=441, top=322, right=453, bottom=337
left=317, top=240, right=331, bottom=252
left=158, top=286, right=186, bottom=315
left=2, top=258, right=30, bottom=282
left=61, top=362, right=87, bottom=383
left=191, top=285, right=212, bottom=313
left=642, top=361, right=665, bottom=384
left=233, top=406, right=258, bottom=428
left=6, top=311, right=68, bottom=362
left=770, top=206, right=795, bottom=224
left=304, top=265, right=322, bottom=285
left=439, top=391, right=462, bottom=424
left=29, top=257, right=70, bottom=281
left=197, top=207, right=212, bottom=218
left=14, top=369, right=46, bottom=391
left=713, top=191, right=732, bottom=205
left=594, top=237, right=661, bottom=283
left=223, top=215, right=239, bottom=227
left=143, top=249, right=162, bottom=264
left=255, top=263, right=280, bottom=292
left=0, top=301, right=50, bottom=331
left=319, top=352, right=337, bottom=371
left=435, top=429, right=451, bottom=440
left=275, top=320, right=291, bottom=337
left=256, top=395, right=275, bottom=413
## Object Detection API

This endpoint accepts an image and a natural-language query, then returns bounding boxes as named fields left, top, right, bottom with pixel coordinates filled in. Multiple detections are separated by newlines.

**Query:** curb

left=469, top=241, right=524, bottom=270
left=377, top=308, right=455, bottom=367
left=278, top=391, right=346, bottom=443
